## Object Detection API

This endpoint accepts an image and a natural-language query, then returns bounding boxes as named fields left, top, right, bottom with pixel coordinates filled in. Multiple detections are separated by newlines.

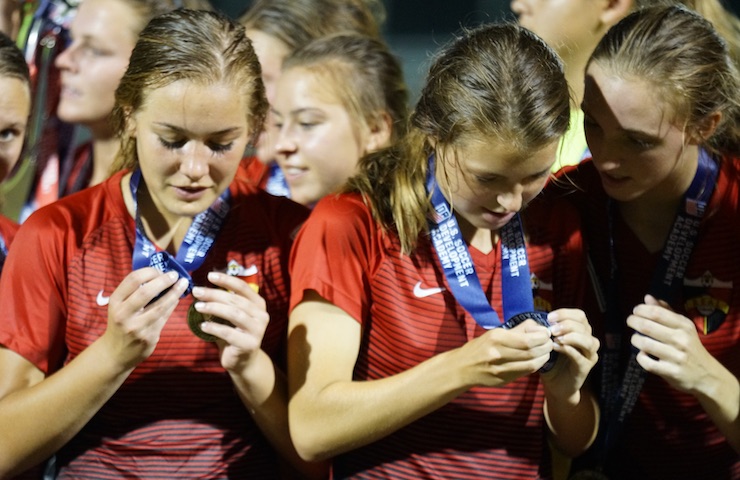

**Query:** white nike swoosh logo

left=413, top=281, right=444, bottom=298
left=96, top=290, right=110, bottom=306
left=242, top=264, right=258, bottom=276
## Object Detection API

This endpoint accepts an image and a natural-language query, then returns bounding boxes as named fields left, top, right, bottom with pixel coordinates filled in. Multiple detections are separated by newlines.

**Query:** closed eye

left=159, top=138, right=186, bottom=150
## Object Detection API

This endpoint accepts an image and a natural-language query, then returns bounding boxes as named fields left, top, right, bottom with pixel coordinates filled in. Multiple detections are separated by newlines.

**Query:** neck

left=122, top=172, right=190, bottom=254
left=91, top=136, right=120, bottom=187
left=618, top=145, right=702, bottom=252
left=457, top=214, right=497, bottom=254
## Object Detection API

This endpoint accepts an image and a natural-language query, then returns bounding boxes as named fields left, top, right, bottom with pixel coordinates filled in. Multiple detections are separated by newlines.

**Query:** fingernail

left=194, top=301, right=205, bottom=311
left=208, top=271, right=220, bottom=281
left=168, top=271, right=179, bottom=281
left=192, top=286, right=204, bottom=297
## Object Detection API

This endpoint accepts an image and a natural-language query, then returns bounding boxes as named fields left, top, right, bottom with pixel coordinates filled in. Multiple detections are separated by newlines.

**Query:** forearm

left=289, top=347, right=469, bottom=461
left=544, top=386, right=599, bottom=458
left=228, top=349, right=329, bottom=479
left=694, top=363, right=740, bottom=453
left=0, top=341, right=133, bottom=478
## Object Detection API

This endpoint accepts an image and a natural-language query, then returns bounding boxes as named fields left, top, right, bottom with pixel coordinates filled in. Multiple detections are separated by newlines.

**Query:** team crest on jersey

left=224, top=259, right=259, bottom=292
left=531, top=273, right=553, bottom=312
left=683, top=270, right=731, bottom=335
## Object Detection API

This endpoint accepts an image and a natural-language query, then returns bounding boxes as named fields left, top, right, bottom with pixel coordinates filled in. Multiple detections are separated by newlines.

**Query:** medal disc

left=502, top=311, right=558, bottom=372
left=187, top=302, right=234, bottom=342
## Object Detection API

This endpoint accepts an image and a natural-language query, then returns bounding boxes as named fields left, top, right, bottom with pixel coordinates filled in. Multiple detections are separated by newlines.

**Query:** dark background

left=211, top=0, right=739, bottom=101
left=208, top=0, right=516, bottom=100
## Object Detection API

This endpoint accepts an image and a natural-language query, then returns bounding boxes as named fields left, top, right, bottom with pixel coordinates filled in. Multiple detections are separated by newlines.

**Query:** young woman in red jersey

left=237, top=0, right=385, bottom=192
left=0, top=9, right=325, bottom=479
left=287, top=23, right=600, bottom=479
left=50, top=0, right=210, bottom=204
left=271, top=33, right=407, bottom=206
left=548, top=6, right=740, bottom=479
left=0, top=31, right=30, bottom=275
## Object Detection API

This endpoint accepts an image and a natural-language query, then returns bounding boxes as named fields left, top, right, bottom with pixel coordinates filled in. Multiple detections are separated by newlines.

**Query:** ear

left=688, top=111, right=722, bottom=145
left=363, top=111, right=393, bottom=153
left=599, top=0, right=634, bottom=28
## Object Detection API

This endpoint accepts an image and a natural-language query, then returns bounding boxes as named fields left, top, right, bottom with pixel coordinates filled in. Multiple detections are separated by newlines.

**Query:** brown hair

left=589, top=4, right=740, bottom=154
left=282, top=33, right=408, bottom=144
left=111, top=9, right=267, bottom=172
left=347, top=23, right=570, bottom=253
left=239, top=0, right=384, bottom=52
left=0, top=31, right=29, bottom=84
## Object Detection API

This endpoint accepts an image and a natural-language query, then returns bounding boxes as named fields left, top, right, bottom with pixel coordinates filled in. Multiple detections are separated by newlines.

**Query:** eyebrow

left=581, top=103, right=662, bottom=139
left=153, top=122, right=243, bottom=136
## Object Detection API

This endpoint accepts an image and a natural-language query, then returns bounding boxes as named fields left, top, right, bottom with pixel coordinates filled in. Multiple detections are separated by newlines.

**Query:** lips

left=599, top=171, right=630, bottom=189
left=281, top=165, right=308, bottom=183
left=173, top=185, right=209, bottom=200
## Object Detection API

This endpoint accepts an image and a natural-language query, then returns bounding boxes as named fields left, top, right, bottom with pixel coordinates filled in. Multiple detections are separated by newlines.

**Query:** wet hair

left=0, top=32, right=30, bottom=85
left=632, top=0, right=740, bottom=67
left=589, top=4, right=740, bottom=154
left=347, top=23, right=570, bottom=253
left=281, top=33, right=408, bottom=145
left=111, top=9, right=267, bottom=171
left=239, top=0, right=384, bottom=52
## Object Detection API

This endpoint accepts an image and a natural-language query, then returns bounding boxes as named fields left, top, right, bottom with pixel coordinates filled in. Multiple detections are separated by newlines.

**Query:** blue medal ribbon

left=426, top=155, right=540, bottom=328
left=595, top=148, right=718, bottom=466
left=265, top=162, right=291, bottom=198
left=129, top=169, right=231, bottom=297
left=0, top=234, right=7, bottom=273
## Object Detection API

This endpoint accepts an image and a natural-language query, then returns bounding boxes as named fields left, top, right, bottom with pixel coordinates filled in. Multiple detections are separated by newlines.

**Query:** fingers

left=112, top=268, right=180, bottom=310
left=191, top=272, right=269, bottom=344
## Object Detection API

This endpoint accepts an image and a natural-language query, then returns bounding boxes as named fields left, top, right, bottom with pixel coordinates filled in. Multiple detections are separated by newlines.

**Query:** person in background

left=287, top=23, right=599, bottom=478
left=0, top=31, right=30, bottom=275
left=51, top=0, right=210, bottom=202
left=272, top=33, right=407, bottom=207
left=511, top=0, right=739, bottom=172
left=0, top=9, right=324, bottom=478
left=545, top=5, right=739, bottom=478
left=237, top=0, right=385, bottom=195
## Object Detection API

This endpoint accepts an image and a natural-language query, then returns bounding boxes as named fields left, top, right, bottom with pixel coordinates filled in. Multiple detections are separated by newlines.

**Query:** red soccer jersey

left=289, top=192, right=586, bottom=479
left=236, top=154, right=269, bottom=190
left=550, top=157, right=740, bottom=479
left=0, top=170, right=309, bottom=478
left=0, top=214, right=18, bottom=276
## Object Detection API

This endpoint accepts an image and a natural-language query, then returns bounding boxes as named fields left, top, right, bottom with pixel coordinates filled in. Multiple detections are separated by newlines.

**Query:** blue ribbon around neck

left=129, top=169, right=231, bottom=297
left=596, top=148, right=719, bottom=462
left=426, top=155, right=538, bottom=329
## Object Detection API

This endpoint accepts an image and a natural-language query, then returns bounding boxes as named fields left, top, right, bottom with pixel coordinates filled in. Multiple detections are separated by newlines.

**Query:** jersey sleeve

left=289, top=194, right=378, bottom=324
left=0, top=207, right=70, bottom=374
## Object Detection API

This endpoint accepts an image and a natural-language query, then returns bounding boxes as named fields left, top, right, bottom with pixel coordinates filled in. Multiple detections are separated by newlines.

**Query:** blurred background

left=212, top=0, right=515, bottom=102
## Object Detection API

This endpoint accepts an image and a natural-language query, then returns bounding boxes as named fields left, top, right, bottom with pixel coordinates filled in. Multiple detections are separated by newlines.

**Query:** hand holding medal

left=188, top=269, right=268, bottom=354
left=536, top=308, right=599, bottom=397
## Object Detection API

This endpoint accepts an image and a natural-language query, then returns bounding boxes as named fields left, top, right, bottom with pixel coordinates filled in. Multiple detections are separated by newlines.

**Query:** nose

left=274, top=122, right=297, bottom=158
left=55, top=42, right=78, bottom=72
left=510, top=0, right=527, bottom=16
left=180, top=144, right=210, bottom=180
left=497, top=184, right=524, bottom=212
left=589, top=140, right=621, bottom=173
